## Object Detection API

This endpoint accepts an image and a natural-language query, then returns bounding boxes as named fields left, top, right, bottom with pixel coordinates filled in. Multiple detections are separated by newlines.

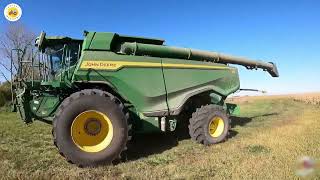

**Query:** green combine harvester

left=11, top=31, right=279, bottom=167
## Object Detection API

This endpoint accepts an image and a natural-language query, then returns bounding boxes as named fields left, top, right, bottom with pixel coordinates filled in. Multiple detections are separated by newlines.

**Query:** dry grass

left=290, top=93, right=320, bottom=105
left=229, top=92, right=320, bottom=105
left=0, top=95, right=319, bottom=179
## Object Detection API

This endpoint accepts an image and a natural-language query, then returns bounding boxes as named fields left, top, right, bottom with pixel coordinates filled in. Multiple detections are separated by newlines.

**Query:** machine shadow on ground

left=126, top=112, right=277, bottom=161
left=126, top=112, right=279, bottom=161
left=35, top=112, right=277, bottom=161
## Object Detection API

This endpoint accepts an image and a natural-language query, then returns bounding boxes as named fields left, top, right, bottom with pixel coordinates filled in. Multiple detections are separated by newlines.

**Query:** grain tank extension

left=10, top=31, right=279, bottom=167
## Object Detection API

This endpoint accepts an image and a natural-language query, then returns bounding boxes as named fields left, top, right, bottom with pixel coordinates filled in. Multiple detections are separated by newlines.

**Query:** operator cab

left=35, top=32, right=83, bottom=77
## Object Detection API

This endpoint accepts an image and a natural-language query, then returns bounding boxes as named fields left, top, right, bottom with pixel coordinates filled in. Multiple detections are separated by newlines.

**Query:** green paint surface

left=13, top=31, right=276, bottom=133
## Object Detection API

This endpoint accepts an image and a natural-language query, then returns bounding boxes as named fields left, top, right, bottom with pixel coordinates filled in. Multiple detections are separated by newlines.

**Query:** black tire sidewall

left=55, top=92, right=127, bottom=166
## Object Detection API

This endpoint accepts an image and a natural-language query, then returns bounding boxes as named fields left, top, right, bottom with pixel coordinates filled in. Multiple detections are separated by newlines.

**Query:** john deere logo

left=4, top=3, right=22, bottom=22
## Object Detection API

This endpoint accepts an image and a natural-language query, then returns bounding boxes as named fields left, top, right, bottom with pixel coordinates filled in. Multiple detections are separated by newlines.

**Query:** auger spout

left=119, top=42, right=279, bottom=77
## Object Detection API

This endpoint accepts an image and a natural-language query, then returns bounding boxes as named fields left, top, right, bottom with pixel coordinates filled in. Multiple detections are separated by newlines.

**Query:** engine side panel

left=72, top=50, right=240, bottom=116
left=162, top=58, right=240, bottom=114
left=72, top=51, right=169, bottom=114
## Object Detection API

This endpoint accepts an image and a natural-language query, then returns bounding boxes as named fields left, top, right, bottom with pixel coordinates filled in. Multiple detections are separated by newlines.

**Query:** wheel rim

left=71, top=110, right=113, bottom=153
left=208, top=116, right=225, bottom=138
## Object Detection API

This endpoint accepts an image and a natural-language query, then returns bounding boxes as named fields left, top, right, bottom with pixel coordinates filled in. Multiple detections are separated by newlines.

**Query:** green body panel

left=13, top=31, right=278, bottom=133
left=73, top=51, right=168, bottom=114
left=72, top=51, right=239, bottom=115
left=30, top=96, right=60, bottom=118
left=88, top=32, right=115, bottom=50
left=226, top=103, right=240, bottom=116
left=128, top=107, right=162, bottom=133
left=83, top=32, right=95, bottom=49
left=162, top=58, right=239, bottom=113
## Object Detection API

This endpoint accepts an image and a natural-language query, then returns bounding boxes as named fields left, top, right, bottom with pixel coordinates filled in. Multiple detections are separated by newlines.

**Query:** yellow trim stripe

left=80, top=61, right=232, bottom=70
left=162, top=63, right=230, bottom=69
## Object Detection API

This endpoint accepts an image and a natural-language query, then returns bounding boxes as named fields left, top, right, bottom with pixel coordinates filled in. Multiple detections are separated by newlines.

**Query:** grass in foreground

left=0, top=97, right=319, bottom=179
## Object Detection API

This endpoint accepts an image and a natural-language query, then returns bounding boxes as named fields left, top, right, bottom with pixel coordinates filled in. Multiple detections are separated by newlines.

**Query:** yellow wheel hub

left=208, top=117, right=225, bottom=138
left=71, top=110, right=113, bottom=153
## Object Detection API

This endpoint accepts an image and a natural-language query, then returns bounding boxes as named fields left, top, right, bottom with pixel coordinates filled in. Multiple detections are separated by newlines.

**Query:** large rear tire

left=188, top=104, right=230, bottom=145
left=52, top=89, right=130, bottom=167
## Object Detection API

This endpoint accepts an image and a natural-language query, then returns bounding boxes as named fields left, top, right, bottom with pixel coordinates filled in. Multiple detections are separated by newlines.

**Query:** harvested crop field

left=0, top=94, right=319, bottom=179
left=290, top=93, right=320, bottom=105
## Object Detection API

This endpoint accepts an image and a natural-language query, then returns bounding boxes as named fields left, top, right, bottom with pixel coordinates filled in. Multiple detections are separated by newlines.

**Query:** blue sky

left=0, top=0, right=319, bottom=94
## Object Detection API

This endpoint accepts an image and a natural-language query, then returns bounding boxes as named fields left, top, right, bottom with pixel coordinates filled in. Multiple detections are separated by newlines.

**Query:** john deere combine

left=11, top=31, right=279, bottom=167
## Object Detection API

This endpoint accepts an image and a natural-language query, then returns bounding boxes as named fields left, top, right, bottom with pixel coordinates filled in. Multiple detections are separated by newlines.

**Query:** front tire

left=188, top=104, right=230, bottom=145
left=52, top=89, right=129, bottom=167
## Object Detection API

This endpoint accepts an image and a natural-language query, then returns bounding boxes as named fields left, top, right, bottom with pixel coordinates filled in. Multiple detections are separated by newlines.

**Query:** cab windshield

left=45, top=42, right=81, bottom=76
